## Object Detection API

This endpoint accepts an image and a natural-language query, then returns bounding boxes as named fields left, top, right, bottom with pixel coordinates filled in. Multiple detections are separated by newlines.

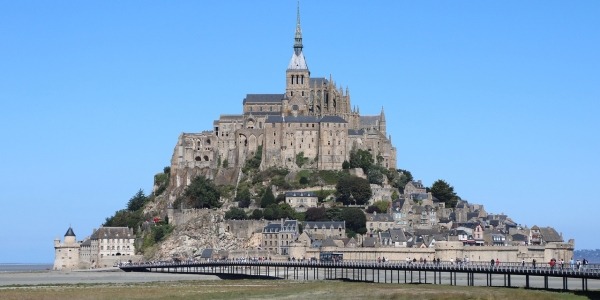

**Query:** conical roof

left=64, top=227, right=76, bottom=237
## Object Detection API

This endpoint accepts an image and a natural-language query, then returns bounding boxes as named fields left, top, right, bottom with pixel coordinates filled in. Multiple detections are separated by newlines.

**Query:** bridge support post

left=544, top=276, right=548, bottom=289
left=525, top=275, right=529, bottom=289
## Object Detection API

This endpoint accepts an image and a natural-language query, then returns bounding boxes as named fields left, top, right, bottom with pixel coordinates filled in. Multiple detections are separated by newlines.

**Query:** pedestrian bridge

left=120, top=260, right=600, bottom=292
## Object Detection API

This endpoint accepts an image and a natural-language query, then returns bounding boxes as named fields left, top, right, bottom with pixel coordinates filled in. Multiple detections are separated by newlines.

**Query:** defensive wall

left=289, top=241, right=574, bottom=264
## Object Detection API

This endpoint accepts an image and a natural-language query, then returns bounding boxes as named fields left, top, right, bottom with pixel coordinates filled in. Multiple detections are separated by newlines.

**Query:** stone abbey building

left=170, top=6, right=396, bottom=189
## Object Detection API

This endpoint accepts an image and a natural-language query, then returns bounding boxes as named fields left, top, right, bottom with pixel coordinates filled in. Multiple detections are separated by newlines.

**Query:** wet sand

left=0, top=268, right=219, bottom=286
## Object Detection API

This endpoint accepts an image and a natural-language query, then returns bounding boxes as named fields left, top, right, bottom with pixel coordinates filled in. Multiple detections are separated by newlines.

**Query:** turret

left=379, top=106, right=387, bottom=136
left=64, top=226, right=76, bottom=245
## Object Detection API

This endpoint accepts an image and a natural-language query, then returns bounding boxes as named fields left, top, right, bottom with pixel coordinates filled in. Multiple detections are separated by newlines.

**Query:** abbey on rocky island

left=170, top=6, right=396, bottom=189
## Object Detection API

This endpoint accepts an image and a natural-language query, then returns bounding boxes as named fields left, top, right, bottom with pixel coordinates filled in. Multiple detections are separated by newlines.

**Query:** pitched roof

left=348, top=129, right=365, bottom=136
left=310, top=78, right=328, bottom=86
left=319, top=116, right=347, bottom=123
left=363, top=237, right=377, bottom=247
left=366, top=213, right=394, bottom=222
left=243, top=94, right=284, bottom=104
left=265, top=115, right=320, bottom=123
left=321, top=237, right=338, bottom=247
left=200, top=249, right=214, bottom=258
left=304, top=221, right=345, bottom=229
left=285, top=191, right=317, bottom=197
left=360, top=115, right=379, bottom=126
left=540, top=227, right=563, bottom=243
left=90, top=227, right=133, bottom=240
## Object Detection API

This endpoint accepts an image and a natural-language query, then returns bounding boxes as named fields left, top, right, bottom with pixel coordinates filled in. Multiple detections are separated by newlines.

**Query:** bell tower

left=285, top=2, right=310, bottom=116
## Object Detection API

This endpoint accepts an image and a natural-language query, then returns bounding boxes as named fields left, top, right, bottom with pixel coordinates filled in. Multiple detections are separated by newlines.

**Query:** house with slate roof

left=303, top=221, right=346, bottom=239
left=366, top=212, right=395, bottom=233
left=285, top=191, right=318, bottom=211
left=262, top=219, right=299, bottom=255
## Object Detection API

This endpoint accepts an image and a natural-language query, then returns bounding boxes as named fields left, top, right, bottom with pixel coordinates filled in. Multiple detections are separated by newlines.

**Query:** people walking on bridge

left=549, top=258, right=556, bottom=270
left=495, top=258, right=500, bottom=267
left=521, top=259, right=525, bottom=268
left=559, top=258, right=564, bottom=269
left=532, top=258, right=537, bottom=269
left=490, top=259, right=495, bottom=267
left=570, top=258, right=575, bottom=270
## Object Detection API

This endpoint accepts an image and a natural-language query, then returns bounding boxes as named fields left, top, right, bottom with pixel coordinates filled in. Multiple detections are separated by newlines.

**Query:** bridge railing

left=120, top=259, right=600, bottom=277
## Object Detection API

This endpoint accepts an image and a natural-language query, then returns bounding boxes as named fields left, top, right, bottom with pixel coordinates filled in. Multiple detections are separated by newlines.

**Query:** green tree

left=295, top=152, right=308, bottom=168
left=103, top=209, right=143, bottom=234
left=263, top=205, right=276, bottom=220
left=225, top=207, right=248, bottom=220
left=342, top=160, right=350, bottom=169
left=366, top=201, right=390, bottom=214
left=341, top=208, right=367, bottom=236
left=177, top=175, right=222, bottom=209
left=223, top=159, right=229, bottom=168
left=235, top=187, right=252, bottom=208
left=430, top=179, right=460, bottom=208
left=127, top=189, right=147, bottom=212
left=299, top=176, right=309, bottom=185
left=367, top=167, right=384, bottom=185
left=260, top=188, right=276, bottom=208
left=393, top=169, right=413, bottom=193
left=305, top=207, right=328, bottom=221
left=349, top=149, right=373, bottom=172
left=326, top=207, right=343, bottom=221
left=250, top=209, right=263, bottom=220
left=243, top=145, right=262, bottom=173
left=336, top=176, right=372, bottom=205
left=374, top=200, right=390, bottom=213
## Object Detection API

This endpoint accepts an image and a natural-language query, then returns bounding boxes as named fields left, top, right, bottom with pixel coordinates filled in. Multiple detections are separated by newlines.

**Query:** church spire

left=294, top=1, right=303, bottom=55
left=287, top=1, right=308, bottom=70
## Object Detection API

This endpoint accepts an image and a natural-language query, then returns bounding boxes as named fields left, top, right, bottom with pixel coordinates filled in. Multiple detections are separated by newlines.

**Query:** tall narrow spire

left=287, top=1, right=308, bottom=70
left=294, top=1, right=303, bottom=55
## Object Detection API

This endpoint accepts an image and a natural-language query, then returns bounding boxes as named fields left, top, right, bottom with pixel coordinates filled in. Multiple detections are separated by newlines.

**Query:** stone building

left=303, top=221, right=346, bottom=239
left=53, top=227, right=80, bottom=271
left=285, top=191, right=318, bottom=211
left=169, top=5, right=396, bottom=193
left=262, top=219, right=299, bottom=255
left=83, top=227, right=136, bottom=268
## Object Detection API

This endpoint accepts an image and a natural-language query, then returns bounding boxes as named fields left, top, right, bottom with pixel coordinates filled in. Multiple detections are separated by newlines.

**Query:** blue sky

left=1, top=1, right=598, bottom=263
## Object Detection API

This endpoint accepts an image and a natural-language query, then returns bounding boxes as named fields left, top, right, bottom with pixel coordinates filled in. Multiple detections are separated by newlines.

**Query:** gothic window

left=301, top=75, right=304, bottom=84
left=302, top=91, right=304, bottom=96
